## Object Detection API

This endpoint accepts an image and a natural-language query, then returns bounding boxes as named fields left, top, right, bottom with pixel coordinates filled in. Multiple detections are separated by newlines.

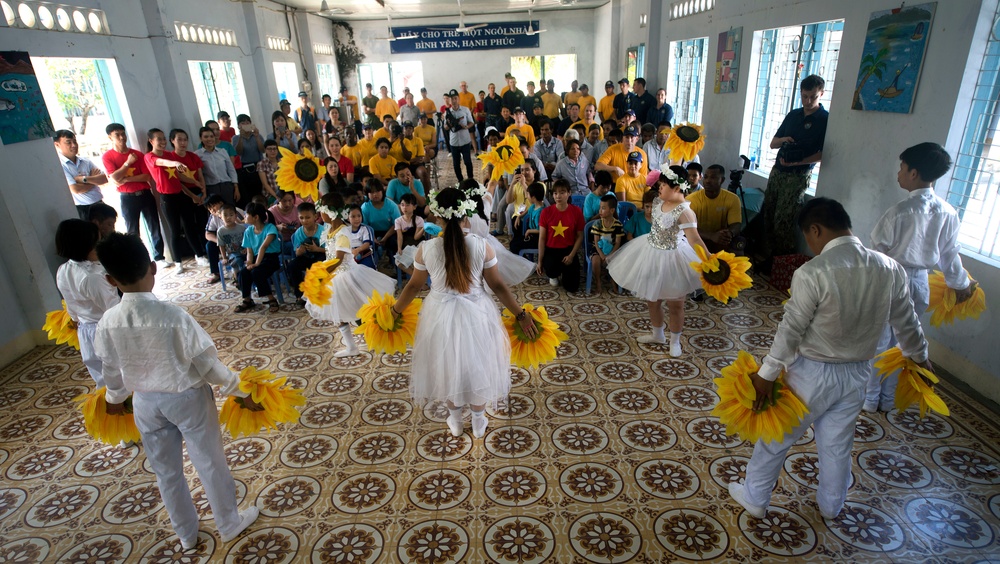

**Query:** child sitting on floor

left=287, top=201, right=327, bottom=306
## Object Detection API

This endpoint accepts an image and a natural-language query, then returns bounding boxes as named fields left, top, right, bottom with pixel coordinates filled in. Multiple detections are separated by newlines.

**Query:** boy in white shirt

left=94, top=233, right=261, bottom=551
left=865, top=142, right=976, bottom=412
left=729, top=198, right=929, bottom=522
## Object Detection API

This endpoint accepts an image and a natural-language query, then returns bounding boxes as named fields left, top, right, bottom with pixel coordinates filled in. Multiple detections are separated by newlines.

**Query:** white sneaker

left=175, top=261, right=187, bottom=273
left=156, top=259, right=175, bottom=269
left=670, top=341, right=682, bottom=358
left=549, top=278, right=559, bottom=287
left=472, top=413, right=488, bottom=438
left=862, top=400, right=878, bottom=413
left=446, top=413, right=464, bottom=437
left=821, top=507, right=841, bottom=520
left=334, top=348, right=361, bottom=358
left=729, top=482, right=767, bottom=519
left=220, top=506, right=259, bottom=543
left=638, top=334, right=666, bottom=344
left=195, top=256, right=210, bottom=267
left=180, top=533, right=199, bottom=551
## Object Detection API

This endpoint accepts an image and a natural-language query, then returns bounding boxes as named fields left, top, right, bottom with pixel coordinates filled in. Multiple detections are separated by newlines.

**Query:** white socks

left=446, top=407, right=464, bottom=437
left=334, top=324, right=360, bottom=357
left=670, top=332, right=682, bottom=357
left=471, top=409, right=488, bottom=438
left=638, top=324, right=666, bottom=344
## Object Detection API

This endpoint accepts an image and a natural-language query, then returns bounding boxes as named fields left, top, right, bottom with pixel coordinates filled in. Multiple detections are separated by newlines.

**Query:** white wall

left=593, top=2, right=615, bottom=85
left=346, top=10, right=597, bottom=99
left=656, top=0, right=1000, bottom=400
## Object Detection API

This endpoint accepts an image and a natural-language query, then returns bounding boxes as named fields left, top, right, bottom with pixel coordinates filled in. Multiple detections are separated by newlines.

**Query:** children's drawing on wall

left=0, top=51, right=55, bottom=145
left=852, top=3, right=936, bottom=113
left=715, top=27, right=742, bottom=94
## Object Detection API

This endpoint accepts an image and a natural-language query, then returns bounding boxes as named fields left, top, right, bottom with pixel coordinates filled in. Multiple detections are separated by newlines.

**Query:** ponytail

left=442, top=217, right=472, bottom=293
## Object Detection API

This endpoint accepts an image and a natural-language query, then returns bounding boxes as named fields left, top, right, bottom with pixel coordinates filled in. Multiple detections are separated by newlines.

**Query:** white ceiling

left=273, top=0, right=609, bottom=21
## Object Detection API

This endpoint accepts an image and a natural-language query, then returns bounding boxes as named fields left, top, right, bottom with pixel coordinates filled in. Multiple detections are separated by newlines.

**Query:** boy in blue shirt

left=510, top=183, right=546, bottom=255
left=360, top=179, right=401, bottom=269
left=625, top=188, right=655, bottom=240
left=288, top=201, right=327, bottom=306
left=585, top=170, right=613, bottom=222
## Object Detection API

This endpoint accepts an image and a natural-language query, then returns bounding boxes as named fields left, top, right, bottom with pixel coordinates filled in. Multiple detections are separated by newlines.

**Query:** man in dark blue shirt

left=646, top=88, right=674, bottom=128
left=630, top=78, right=657, bottom=124
left=613, top=78, right=635, bottom=120
left=757, top=74, right=829, bottom=266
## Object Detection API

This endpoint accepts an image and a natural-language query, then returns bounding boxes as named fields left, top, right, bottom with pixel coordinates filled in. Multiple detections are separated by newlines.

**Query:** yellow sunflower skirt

left=354, top=291, right=422, bottom=355
left=712, top=351, right=809, bottom=444
left=873, top=347, right=949, bottom=419
left=275, top=147, right=325, bottom=202
left=477, top=135, right=526, bottom=182
left=74, top=388, right=141, bottom=445
left=299, top=259, right=340, bottom=307
left=502, top=304, right=569, bottom=369
left=689, top=246, right=753, bottom=304
left=219, top=367, right=307, bottom=438
left=927, top=271, right=987, bottom=327
left=43, top=300, right=80, bottom=350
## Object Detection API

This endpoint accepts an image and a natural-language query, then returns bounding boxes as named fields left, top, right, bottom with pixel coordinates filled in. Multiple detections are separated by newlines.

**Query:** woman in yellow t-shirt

left=368, top=138, right=398, bottom=184
left=615, top=151, right=648, bottom=206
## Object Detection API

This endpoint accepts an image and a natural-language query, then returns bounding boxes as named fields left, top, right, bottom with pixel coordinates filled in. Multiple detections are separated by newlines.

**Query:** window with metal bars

left=667, top=37, right=708, bottom=125
left=947, top=11, right=1000, bottom=261
left=744, top=20, right=843, bottom=195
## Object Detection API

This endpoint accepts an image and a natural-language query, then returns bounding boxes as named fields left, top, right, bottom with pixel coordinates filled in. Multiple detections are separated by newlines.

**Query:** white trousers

left=743, top=356, right=869, bottom=518
left=77, top=321, right=104, bottom=389
left=866, top=269, right=929, bottom=407
left=133, top=385, right=241, bottom=542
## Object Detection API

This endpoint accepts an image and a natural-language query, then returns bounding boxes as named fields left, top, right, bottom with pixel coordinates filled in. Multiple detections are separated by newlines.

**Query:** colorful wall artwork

left=715, top=27, right=742, bottom=94
left=852, top=3, right=936, bottom=113
left=0, top=51, right=55, bottom=145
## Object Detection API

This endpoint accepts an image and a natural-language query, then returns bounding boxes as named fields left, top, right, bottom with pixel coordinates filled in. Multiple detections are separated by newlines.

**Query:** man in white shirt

left=95, top=233, right=260, bottom=550
left=533, top=120, right=563, bottom=177
left=55, top=129, right=107, bottom=219
left=442, top=89, right=476, bottom=182
left=729, top=197, right=929, bottom=522
left=643, top=124, right=670, bottom=172
left=195, top=126, right=240, bottom=206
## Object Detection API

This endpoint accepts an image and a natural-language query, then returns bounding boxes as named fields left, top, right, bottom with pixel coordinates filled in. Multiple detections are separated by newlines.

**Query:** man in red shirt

left=216, top=111, right=236, bottom=143
left=537, top=178, right=585, bottom=293
left=102, top=123, right=167, bottom=263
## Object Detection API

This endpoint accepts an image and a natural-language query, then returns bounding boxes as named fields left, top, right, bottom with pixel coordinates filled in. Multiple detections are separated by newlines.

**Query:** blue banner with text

left=388, top=21, right=540, bottom=54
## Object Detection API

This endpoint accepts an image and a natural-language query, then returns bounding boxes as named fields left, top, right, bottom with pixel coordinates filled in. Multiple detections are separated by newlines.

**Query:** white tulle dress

left=305, top=224, right=396, bottom=323
left=409, top=235, right=512, bottom=407
left=468, top=191, right=535, bottom=286
left=608, top=199, right=702, bottom=301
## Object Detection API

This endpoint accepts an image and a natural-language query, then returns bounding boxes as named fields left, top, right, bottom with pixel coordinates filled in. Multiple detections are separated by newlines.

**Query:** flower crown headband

left=428, top=190, right=478, bottom=220
left=316, top=203, right=350, bottom=222
left=462, top=182, right=488, bottom=200
left=661, top=168, right=692, bottom=193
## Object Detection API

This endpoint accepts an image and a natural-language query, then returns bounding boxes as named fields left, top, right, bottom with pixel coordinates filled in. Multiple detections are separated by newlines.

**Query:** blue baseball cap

left=627, top=151, right=643, bottom=163
left=623, top=125, right=639, bottom=137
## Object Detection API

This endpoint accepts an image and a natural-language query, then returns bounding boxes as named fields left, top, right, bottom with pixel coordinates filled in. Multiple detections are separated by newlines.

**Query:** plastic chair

left=570, top=195, right=587, bottom=210
left=617, top=201, right=637, bottom=226
left=583, top=219, right=622, bottom=295
left=223, top=254, right=289, bottom=304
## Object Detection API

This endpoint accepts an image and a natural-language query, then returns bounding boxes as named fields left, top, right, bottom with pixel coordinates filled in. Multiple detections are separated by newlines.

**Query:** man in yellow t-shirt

left=387, top=125, right=416, bottom=164
left=368, top=137, right=398, bottom=183
left=338, top=86, right=360, bottom=124
left=355, top=124, right=378, bottom=168
left=416, top=88, right=436, bottom=120
left=571, top=103, right=604, bottom=140
left=686, top=163, right=743, bottom=253
left=373, top=115, right=394, bottom=141
left=563, top=80, right=581, bottom=115
left=614, top=151, right=648, bottom=206
left=576, top=84, right=597, bottom=116
left=374, top=86, right=399, bottom=121
left=598, top=80, right=616, bottom=123
left=506, top=107, right=536, bottom=148
left=413, top=114, right=437, bottom=154
left=458, top=81, right=477, bottom=113
left=402, top=120, right=430, bottom=187
left=596, top=125, right=648, bottom=181
left=500, top=72, right=512, bottom=96
left=541, top=80, right=562, bottom=120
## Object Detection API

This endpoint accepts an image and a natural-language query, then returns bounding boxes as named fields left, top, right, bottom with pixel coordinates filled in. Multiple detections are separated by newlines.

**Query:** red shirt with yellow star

left=144, top=151, right=185, bottom=195
left=539, top=203, right=585, bottom=249
left=103, top=148, right=151, bottom=194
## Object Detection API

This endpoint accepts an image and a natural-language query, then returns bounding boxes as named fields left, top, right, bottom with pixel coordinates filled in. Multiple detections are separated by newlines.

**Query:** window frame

left=667, top=36, right=709, bottom=125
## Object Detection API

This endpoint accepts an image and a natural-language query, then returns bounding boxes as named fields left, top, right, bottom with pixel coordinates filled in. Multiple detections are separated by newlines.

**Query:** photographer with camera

left=758, top=74, right=828, bottom=269
left=442, top=89, right=477, bottom=182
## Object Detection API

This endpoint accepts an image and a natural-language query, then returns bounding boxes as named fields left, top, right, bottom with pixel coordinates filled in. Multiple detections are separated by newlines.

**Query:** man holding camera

left=759, top=74, right=828, bottom=267
left=442, top=89, right=477, bottom=182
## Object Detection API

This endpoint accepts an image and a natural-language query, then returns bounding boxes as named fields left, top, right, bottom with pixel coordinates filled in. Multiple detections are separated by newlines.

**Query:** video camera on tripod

left=729, top=154, right=751, bottom=193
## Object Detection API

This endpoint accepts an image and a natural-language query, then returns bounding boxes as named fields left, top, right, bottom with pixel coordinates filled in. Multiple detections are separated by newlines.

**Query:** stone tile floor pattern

left=2, top=162, right=1000, bottom=563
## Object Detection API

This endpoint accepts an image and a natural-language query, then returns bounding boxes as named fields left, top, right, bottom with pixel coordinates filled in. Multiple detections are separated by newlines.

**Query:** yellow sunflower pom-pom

left=502, top=304, right=568, bottom=369
left=74, top=388, right=141, bottom=445
left=299, top=258, right=339, bottom=307
left=665, top=123, right=706, bottom=163
left=873, top=347, right=949, bottom=419
left=354, top=292, right=422, bottom=355
left=712, top=351, right=809, bottom=444
left=689, top=245, right=753, bottom=304
left=477, top=135, right=525, bottom=182
left=275, top=147, right=325, bottom=202
left=43, top=300, right=80, bottom=350
left=927, top=271, right=986, bottom=327
left=219, top=367, right=306, bottom=438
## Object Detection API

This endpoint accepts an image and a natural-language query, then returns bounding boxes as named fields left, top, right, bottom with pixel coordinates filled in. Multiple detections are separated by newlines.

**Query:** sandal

left=234, top=300, right=255, bottom=313
left=267, top=300, right=280, bottom=313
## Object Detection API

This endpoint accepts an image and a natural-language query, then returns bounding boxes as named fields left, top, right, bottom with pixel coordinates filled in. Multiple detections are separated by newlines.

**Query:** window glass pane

left=273, top=62, right=299, bottom=103
left=667, top=37, right=708, bottom=124
left=188, top=60, right=249, bottom=126
left=316, top=63, right=338, bottom=99
left=543, top=54, right=577, bottom=94
left=390, top=61, right=424, bottom=97
left=510, top=56, right=541, bottom=88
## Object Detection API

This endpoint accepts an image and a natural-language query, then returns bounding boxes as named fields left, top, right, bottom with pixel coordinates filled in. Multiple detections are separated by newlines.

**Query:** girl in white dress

left=306, top=192, right=396, bottom=357
left=393, top=188, right=538, bottom=438
left=460, top=179, right=536, bottom=287
left=609, top=168, right=709, bottom=357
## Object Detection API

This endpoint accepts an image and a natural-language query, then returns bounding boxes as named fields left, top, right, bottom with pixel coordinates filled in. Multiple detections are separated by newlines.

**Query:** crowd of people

left=48, top=69, right=979, bottom=554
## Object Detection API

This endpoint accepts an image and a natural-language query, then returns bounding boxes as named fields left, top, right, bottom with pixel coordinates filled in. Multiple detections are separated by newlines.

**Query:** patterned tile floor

left=1, top=264, right=999, bottom=563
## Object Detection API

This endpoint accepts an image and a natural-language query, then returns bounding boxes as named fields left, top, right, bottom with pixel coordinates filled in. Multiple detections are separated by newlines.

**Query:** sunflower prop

left=665, top=123, right=705, bottom=163
left=276, top=147, right=325, bottom=202
left=689, top=245, right=753, bottom=304
left=74, top=388, right=141, bottom=445
left=873, top=347, right=949, bottom=419
left=220, top=367, right=306, bottom=438
left=502, top=304, right=569, bottom=369
left=712, top=351, right=809, bottom=444
left=927, top=271, right=986, bottom=327
left=354, top=292, right=422, bottom=355
left=477, top=135, right=525, bottom=182
left=299, top=258, right=339, bottom=307
left=43, top=300, right=79, bottom=350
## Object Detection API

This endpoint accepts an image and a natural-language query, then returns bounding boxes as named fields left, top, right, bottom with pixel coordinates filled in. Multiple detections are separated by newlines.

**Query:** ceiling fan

left=375, top=14, right=419, bottom=41
left=429, top=0, right=488, bottom=34
left=311, top=0, right=352, bottom=16
left=526, top=7, right=548, bottom=35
